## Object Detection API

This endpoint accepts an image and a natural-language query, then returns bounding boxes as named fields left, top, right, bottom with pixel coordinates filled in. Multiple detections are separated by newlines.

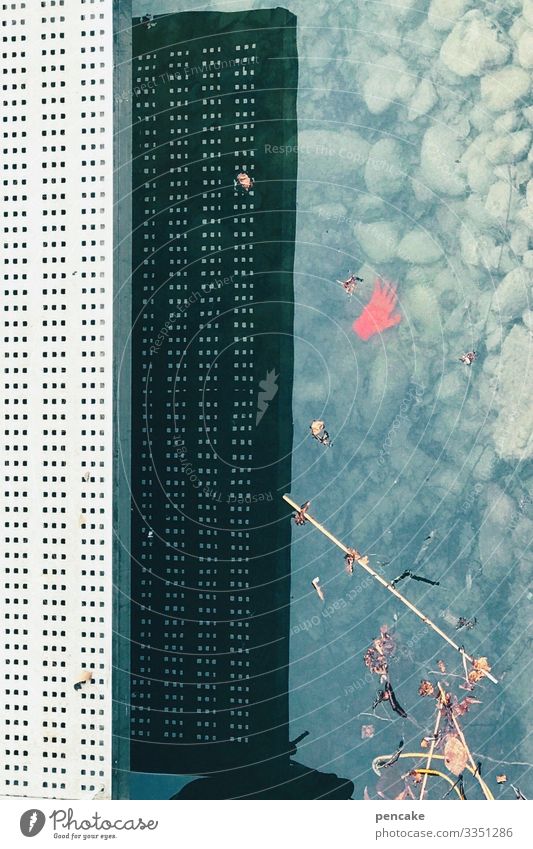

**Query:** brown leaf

left=454, top=696, right=482, bottom=716
left=418, top=680, right=435, bottom=697
left=420, top=738, right=429, bottom=749
left=408, top=769, right=423, bottom=785
left=468, top=656, right=492, bottom=683
left=496, top=774, right=507, bottom=784
left=444, top=735, right=468, bottom=776
left=361, top=724, right=375, bottom=739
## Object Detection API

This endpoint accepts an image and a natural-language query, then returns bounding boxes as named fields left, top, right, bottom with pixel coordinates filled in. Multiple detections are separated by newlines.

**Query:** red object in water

left=352, top=278, right=401, bottom=340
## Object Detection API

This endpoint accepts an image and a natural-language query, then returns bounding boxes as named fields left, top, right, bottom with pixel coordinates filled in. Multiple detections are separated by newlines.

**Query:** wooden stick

left=283, top=494, right=498, bottom=684
left=419, top=686, right=443, bottom=800
left=438, top=684, right=494, bottom=801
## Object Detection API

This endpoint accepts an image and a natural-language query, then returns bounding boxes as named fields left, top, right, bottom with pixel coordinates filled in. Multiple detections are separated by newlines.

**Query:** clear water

left=131, top=0, right=533, bottom=800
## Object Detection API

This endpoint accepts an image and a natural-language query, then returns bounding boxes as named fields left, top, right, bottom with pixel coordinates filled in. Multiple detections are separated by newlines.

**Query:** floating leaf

left=496, top=774, right=507, bottom=784
left=437, top=660, right=446, bottom=673
left=444, top=735, right=468, bottom=776
left=454, top=696, right=482, bottom=716
left=361, top=724, right=375, bottom=739
left=418, top=680, right=435, bottom=697
left=420, top=738, right=429, bottom=749
left=468, top=656, right=492, bottom=683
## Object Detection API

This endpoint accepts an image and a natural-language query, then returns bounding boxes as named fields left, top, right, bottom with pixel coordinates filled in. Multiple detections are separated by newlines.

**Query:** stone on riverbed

left=354, top=220, right=400, bottom=263
left=493, top=267, right=531, bottom=322
left=420, top=125, right=466, bottom=196
left=362, top=53, right=416, bottom=114
left=480, top=65, right=531, bottom=112
left=397, top=229, right=443, bottom=264
left=364, top=138, right=407, bottom=198
left=440, top=10, right=510, bottom=77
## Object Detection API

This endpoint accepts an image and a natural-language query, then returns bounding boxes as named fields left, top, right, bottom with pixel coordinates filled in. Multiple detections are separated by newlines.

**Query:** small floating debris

left=361, top=724, right=375, bottom=739
left=293, top=500, right=310, bottom=526
left=74, top=670, right=93, bottom=692
left=337, top=272, right=363, bottom=296
left=310, top=419, right=332, bottom=446
left=418, top=680, right=435, bottom=697
left=234, top=171, right=254, bottom=192
left=459, top=350, right=477, bottom=365
left=311, top=576, right=325, bottom=602
left=456, top=616, right=477, bottom=631
left=496, top=774, right=507, bottom=784
left=344, top=547, right=361, bottom=575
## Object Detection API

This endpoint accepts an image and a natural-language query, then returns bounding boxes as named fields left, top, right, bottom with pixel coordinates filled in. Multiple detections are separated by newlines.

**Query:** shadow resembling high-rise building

left=114, top=7, right=353, bottom=799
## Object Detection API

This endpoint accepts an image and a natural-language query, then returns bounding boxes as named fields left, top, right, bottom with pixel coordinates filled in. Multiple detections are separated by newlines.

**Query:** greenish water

left=130, top=0, right=532, bottom=800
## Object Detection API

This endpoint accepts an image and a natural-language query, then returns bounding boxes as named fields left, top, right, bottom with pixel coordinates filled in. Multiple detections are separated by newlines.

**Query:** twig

left=420, top=685, right=443, bottom=800
left=357, top=711, right=392, bottom=723
left=284, top=495, right=498, bottom=684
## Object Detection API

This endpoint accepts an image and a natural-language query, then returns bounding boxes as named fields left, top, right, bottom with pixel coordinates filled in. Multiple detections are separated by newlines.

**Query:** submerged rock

left=440, top=10, right=510, bottom=77
left=493, top=267, right=531, bottom=322
left=397, top=229, right=443, bottom=264
left=420, top=125, right=466, bottom=196
left=428, top=0, right=473, bottom=32
left=298, top=128, right=370, bottom=181
left=362, top=53, right=416, bottom=114
left=364, top=138, right=407, bottom=198
left=481, top=65, right=531, bottom=112
left=407, top=78, right=438, bottom=120
left=518, top=27, right=533, bottom=68
left=354, top=220, right=401, bottom=263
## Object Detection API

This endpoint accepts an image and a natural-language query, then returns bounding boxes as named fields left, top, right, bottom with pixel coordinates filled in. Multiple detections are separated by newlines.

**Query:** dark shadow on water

left=172, top=758, right=354, bottom=799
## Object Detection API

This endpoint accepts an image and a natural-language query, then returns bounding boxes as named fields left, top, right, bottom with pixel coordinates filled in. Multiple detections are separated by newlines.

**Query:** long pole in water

left=282, top=494, right=498, bottom=685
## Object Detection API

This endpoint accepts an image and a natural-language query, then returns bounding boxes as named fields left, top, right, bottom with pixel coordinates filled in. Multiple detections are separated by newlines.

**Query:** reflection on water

left=133, top=0, right=532, bottom=800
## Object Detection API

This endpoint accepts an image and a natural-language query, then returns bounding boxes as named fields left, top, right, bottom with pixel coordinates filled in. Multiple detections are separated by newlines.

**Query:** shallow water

left=131, top=0, right=533, bottom=799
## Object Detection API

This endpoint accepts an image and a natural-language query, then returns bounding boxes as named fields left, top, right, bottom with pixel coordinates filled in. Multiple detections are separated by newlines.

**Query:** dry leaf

left=444, top=735, right=468, bottom=776
left=437, top=660, right=446, bottom=673
left=454, top=696, right=482, bottom=716
left=408, top=769, right=423, bottom=785
left=496, top=774, right=507, bottom=784
left=361, top=724, right=375, bottom=739
left=418, top=680, right=435, bottom=697
left=468, top=656, right=492, bottom=683
left=420, top=738, right=429, bottom=749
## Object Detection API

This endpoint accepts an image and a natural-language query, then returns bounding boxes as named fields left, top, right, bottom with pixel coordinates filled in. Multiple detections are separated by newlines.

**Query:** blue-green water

left=131, top=0, right=532, bottom=800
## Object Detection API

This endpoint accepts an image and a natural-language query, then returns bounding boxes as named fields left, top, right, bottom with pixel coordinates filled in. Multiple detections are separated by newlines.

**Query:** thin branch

left=284, top=494, right=498, bottom=684
left=420, top=685, right=443, bottom=800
